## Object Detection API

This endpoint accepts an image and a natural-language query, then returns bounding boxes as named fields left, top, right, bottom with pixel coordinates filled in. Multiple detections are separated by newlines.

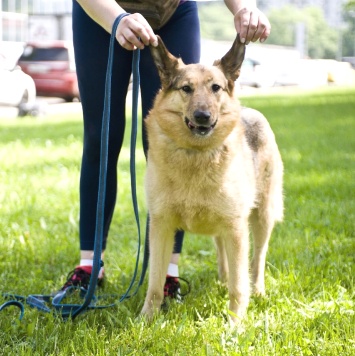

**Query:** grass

left=0, top=86, right=354, bottom=355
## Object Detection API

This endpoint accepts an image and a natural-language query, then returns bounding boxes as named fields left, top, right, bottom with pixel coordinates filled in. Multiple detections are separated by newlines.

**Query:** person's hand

left=116, top=13, right=158, bottom=50
left=234, top=7, right=271, bottom=44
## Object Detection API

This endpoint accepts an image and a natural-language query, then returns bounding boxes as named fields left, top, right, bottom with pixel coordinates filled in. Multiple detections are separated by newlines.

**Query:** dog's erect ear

left=150, top=35, right=181, bottom=88
left=214, top=34, right=246, bottom=82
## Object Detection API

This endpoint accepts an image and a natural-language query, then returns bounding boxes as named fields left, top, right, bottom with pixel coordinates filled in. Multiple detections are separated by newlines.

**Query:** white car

left=239, top=58, right=276, bottom=88
left=0, top=46, right=37, bottom=116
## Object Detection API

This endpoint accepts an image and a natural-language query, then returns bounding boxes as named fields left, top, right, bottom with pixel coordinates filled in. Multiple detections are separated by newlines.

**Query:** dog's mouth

left=184, top=118, right=217, bottom=136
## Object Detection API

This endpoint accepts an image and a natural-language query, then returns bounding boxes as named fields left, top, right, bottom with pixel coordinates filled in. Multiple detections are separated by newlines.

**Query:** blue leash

left=0, top=300, right=25, bottom=321
left=1, top=13, right=149, bottom=320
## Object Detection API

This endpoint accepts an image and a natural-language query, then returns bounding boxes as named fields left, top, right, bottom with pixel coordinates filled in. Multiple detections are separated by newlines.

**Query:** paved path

left=0, top=97, right=82, bottom=119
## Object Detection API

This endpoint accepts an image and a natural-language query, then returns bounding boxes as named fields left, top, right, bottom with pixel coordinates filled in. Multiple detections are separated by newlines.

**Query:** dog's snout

left=193, top=110, right=211, bottom=124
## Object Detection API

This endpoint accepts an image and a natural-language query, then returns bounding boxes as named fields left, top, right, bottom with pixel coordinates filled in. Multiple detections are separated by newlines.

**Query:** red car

left=18, top=41, right=79, bottom=102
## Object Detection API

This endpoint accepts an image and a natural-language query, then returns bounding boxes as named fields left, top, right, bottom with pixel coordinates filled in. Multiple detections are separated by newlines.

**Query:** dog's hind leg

left=214, top=236, right=229, bottom=284
left=224, top=220, right=250, bottom=322
left=249, top=208, right=275, bottom=296
left=141, top=219, right=175, bottom=319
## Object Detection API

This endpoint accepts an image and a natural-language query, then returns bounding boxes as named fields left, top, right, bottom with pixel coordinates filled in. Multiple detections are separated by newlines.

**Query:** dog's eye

left=181, top=85, right=193, bottom=93
left=212, top=84, right=221, bottom=93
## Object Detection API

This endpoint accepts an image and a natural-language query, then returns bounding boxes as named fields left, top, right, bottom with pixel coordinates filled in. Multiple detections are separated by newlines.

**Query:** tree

left=267, top=5, right=338, bottom=59
left=345, top=0, right=355, bottom=10
left=342, top=0, right=355, bottom=57
left=197, top=2, right=235, bottom=42
left=198, top=3, right=339, bottom=59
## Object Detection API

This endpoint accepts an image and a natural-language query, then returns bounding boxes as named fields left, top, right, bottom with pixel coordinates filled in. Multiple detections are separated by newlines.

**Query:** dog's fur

left=141, top=35, right=283, bottom=323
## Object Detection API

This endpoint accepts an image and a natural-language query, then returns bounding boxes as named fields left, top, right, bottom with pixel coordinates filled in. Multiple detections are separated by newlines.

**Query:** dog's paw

left=226, top=310, right=246, bottom=333
left=141, top=301, right=161, bottom=321
left=252, top=284, right=266, bottom=297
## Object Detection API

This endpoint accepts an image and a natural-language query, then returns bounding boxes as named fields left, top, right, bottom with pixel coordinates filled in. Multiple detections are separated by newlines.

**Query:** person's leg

left=63, top=1, right=132, bottom=287
left=140, top=1, right=200, bottom=284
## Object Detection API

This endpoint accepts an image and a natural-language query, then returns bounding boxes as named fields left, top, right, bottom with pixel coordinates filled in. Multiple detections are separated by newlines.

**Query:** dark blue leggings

left=72, top=1, right=200, bottom=252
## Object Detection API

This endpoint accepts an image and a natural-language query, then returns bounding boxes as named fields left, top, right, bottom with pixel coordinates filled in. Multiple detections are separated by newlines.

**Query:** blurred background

left=0, top=0, right=355, bottom=116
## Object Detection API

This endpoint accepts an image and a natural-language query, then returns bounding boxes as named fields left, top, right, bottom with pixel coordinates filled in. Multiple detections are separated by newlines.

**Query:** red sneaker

left=60, top=266, right=105, bottom=291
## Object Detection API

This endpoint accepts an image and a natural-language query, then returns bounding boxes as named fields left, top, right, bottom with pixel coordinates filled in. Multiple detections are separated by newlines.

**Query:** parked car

left=18, top=41, right=79, bottom=102
left=0, top=51, right=37, bottom=115
left=239, top=58, right=276, bottom=88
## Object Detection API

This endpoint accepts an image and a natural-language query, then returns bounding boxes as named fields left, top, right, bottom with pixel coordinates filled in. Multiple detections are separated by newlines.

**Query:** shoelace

left=164, top=276, right=191, bottom=298
left=61, top=268, right=92, bottom=291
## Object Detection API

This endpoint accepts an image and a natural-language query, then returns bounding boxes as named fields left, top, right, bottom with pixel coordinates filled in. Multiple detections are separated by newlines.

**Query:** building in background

left=0, top=0, right=72, bottom=41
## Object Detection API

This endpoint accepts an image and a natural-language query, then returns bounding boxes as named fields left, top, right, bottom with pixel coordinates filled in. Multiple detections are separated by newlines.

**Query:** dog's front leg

left=224, top=220, right=250, bottom=323
left=141, top=218, right=175, bottom=319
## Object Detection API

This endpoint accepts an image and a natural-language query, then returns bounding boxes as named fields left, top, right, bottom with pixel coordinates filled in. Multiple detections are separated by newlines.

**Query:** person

left=60, top=0, right=271, bottom=300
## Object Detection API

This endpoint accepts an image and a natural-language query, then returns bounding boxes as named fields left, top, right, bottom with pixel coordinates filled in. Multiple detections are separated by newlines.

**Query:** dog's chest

left=175, top=196, right=233, bottom=235
left=147, top=146, right=256, bottom=235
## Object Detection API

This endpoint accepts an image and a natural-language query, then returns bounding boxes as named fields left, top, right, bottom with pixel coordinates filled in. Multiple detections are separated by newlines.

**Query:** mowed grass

left=0, top=86, right=354, bottom=355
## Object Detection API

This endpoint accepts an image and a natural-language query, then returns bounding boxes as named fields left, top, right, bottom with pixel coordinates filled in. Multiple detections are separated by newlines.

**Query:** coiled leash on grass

left=0, top=300, right=25, bottom=321
left=1, top=13, right=149, bottom=321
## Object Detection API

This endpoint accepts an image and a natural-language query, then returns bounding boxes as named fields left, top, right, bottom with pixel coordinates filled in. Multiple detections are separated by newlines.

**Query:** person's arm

left=75, top=0, right=158, bottom=50
left=224, top=0, right=271, bottom=44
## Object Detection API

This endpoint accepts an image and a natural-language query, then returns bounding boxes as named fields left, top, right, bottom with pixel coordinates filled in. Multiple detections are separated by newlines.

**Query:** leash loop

left=0, top=300, right=25, bottom=321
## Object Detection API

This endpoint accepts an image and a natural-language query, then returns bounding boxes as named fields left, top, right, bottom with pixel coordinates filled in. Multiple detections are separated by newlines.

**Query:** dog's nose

left=193, top=110, right=211, bottom=124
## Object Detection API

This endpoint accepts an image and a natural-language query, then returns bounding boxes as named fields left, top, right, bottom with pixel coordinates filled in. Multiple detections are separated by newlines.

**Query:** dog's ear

left=214, top=34, right=246, bottom=86
left=150, top=35, right=181, bottom=89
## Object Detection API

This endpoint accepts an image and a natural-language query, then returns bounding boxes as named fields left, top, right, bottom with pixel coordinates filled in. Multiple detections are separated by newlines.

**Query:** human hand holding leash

left=116, top=13, right=158, bottom=50
left=75, top=0, right=158, bottom=51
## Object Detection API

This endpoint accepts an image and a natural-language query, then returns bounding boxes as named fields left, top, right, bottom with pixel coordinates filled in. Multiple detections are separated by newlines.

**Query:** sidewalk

left=0, top=97, right=82, bottom=119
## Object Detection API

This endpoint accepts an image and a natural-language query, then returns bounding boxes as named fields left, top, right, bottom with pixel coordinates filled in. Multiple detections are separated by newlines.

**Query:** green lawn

left=0, top=86, right=354, bottom=355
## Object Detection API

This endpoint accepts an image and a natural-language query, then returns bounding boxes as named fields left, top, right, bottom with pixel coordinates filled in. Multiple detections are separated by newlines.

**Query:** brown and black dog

left=141, top=35, right=283, bottom=323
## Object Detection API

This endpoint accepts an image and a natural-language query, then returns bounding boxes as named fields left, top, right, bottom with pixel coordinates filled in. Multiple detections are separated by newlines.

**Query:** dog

left=141, top=35, right=283, bottom=323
